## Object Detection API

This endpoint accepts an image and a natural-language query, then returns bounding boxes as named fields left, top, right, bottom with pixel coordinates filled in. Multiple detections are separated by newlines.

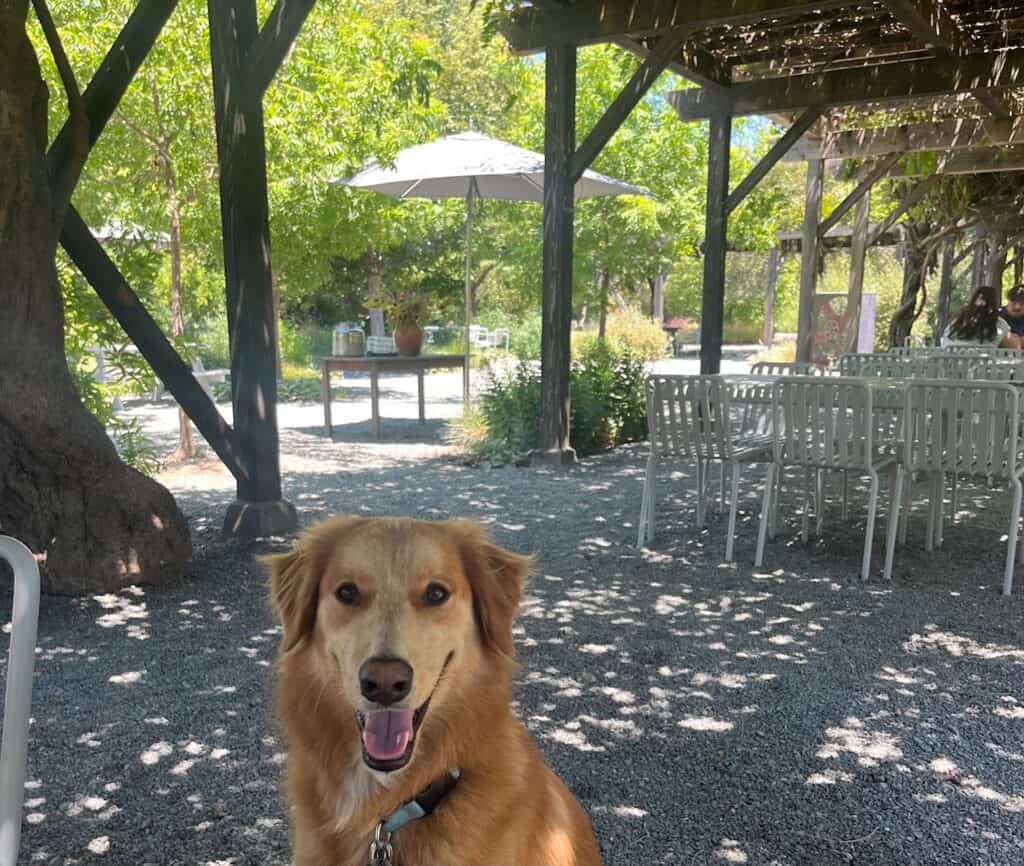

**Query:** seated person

left=999, top=284, right=1024, bottom=340
left=942, top=285, right=1021, bottom=348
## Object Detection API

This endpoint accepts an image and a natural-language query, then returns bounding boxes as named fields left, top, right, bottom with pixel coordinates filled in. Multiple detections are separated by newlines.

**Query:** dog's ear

left=261, top=546, right=318, bottom=653
left=449, top=521, right=532, bottom=658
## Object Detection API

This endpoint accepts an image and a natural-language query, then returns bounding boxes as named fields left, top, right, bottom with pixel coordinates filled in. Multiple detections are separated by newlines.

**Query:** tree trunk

left=160, top=142, right=195, bottom=461
left=0, top=12, right=191, bottom=594
left=649, top=272, right=666, bottom=323
left=597, top=267, right=610, bottom=340
left=888, top=221, right=932, bottom=349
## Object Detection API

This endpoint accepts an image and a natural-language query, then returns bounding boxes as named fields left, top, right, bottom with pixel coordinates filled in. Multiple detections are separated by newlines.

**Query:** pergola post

left=935, top=237, right=955, bottom=341
left=700, top=110, right=731, bottom=374
left=764, top=246, right=780, bottom=347
left=208, top=0, right=296, bottom=535
left=536, top=43, right=578, bottom=465
left=845, top=188, right=870, bottom=354
left=1015, top=245, right=1024, bottom=285
left=796, top=158, right=824, bottom=363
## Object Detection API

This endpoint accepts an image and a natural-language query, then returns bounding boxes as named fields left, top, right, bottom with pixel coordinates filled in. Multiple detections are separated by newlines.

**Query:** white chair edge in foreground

left=0, top=537, right=41, bottom=866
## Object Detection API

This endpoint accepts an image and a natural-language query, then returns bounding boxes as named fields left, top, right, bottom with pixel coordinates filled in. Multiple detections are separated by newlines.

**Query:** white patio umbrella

left=334, top=131, right=648, bottom=399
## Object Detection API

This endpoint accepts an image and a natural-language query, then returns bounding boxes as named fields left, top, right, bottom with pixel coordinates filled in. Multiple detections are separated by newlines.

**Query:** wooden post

left=935, top=237, right=955, bottom=341
left=536, top=43, right=578, bottom=465
left=208, top=0, right=296, bottom=536
left=764, top=247, right=780, bottom=347
left=796, top=158, right=824, bottom=363
left=1015, top=245, right=1024, bottom=285
left=700, top=110, right=731, bottom=375
left=845, top=188, right=870, bottom=354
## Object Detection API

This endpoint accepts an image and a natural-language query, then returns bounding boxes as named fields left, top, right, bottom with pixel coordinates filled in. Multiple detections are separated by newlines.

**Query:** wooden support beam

left=503, top=0, right=854, bottom=53
left=1015, top=245, right=1024, bottom=285
left=796, top=158, right=823, bottom=363
left=940, top=145, right=1024, bottom=174
left=701, top=111, right=732, bottom=375
left=764, top=247, right=780, bottom=347
left=971, top=227, right=989, bottom=289
left=571, top=30, right=690, bottom=180
left=48, top=0, right=180, bottom=185
left=787, top=116, right=1024, bottom=161
left=879, top=0, right=970, bottom=56
left=725, top=107, right=819, bottom=215
left=987, top=229, right=1008, bottom=286
left=668, top=47, right=1024, bottom=119
left=248, top=0, right=316, bottom=95
left=209, top=0, right=296, bottom=533
left=536, top=44, right=578, bottom=465
left=868, top=175, right=939, bottom=247
left=845, top=188, right=870, bottom=354
left=935, top=237, right=955, bottom=340
left=61, top=208, right=245, bottom=481
left=818, top=154, right=901, bottom=238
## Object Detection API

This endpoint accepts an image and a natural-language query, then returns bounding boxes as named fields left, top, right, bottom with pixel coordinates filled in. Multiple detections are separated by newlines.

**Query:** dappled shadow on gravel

left=4, top=445, right=1022, bottom=865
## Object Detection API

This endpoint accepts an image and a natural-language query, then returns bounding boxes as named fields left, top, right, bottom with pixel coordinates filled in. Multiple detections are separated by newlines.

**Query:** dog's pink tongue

left=362, top=709, right=414, bottom=761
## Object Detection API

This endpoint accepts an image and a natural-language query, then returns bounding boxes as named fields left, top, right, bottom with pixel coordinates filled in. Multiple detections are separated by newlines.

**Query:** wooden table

left=321, top=354, right=466, bottom=439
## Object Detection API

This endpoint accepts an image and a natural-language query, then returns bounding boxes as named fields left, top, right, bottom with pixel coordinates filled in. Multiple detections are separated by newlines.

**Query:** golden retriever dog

left=263, top=516, right=602, bottom=866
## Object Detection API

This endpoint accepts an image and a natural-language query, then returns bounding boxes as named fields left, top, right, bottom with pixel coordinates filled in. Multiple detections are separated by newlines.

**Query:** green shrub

left=510, top=312, right=543, bottom=360
left=451, top=340, right=648, bottom=463
left=723, top=318, right=763, bottom=345
left=212, top=374, right=342, bottom=403
left=604, top=307, right=671, bottom=360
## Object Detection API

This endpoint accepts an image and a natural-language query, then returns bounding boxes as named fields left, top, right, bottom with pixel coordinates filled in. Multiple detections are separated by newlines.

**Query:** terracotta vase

left=394, top=322, right=423, bottom=357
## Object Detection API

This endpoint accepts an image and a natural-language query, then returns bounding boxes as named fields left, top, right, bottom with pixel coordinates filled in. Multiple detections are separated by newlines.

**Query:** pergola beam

left=503, top=0, right=855, bottom=54
left=669, top=47, right=1024, bottom=119
left=248, top=0, right=316, bottom=95
left=818, top=153, right=901, bottom=238
left=62, top=209, right=246, bottom=481
left=571, top=29, right=691, bottom=180
left=48, top=0, right=180, bottom=192
left=940, top=145, right=1024, bottom=174
left=726, top=106, right=819, bottom=215
left=868, top=174, right=939, bottom=247
left=879, top=0, right=970, bottom=56
left=786, top=116, right=1024, bottom=161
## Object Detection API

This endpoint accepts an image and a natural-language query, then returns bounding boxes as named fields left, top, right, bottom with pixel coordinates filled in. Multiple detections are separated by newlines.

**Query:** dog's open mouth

left=356, top=653, right=452, bottom=773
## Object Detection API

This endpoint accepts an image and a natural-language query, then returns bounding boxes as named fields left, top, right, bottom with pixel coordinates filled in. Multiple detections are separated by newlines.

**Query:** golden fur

left=263, top=516, right=603, bottom=866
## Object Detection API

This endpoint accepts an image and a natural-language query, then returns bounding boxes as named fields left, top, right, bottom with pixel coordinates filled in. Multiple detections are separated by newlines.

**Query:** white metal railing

left=0, top=537, right=40, bottom=866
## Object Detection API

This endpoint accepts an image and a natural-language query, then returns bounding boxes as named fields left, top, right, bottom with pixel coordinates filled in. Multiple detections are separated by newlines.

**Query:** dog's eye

left=423, top=583, right=450, bottom=606
left=335, top=583, right=361, bottom=606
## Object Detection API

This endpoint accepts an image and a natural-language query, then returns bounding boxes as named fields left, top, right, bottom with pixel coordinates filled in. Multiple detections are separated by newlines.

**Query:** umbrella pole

left=463, top=186, right=474, bottom=404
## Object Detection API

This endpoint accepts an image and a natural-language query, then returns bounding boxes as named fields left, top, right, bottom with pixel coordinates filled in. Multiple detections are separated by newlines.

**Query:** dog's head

left=262, top=517, right=531, bottom=773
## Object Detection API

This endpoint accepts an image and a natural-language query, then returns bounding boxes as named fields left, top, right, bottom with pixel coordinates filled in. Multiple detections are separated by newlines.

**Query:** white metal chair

left=883, top=381, right=1023, bottom=595
left=755, top=377, right=897, bottom=580
left=749, top=361, right=824, bottom=377
left=638, top=376, right=772, bottom=560
left=1, top=537, right=41, bottom=866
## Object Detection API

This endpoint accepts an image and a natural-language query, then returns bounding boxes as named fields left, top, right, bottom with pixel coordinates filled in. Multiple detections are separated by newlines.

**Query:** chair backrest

left=902, top=381, right=1021, bottom=479
left=0, top=537, right=40, bottom=866
left=773, top=377, right=875, bottom=469
left=971, top=358, right=1024, bottom=381
left=749, top=361, right=823, bottom=377
left=646, top=375, right=734, bottom=461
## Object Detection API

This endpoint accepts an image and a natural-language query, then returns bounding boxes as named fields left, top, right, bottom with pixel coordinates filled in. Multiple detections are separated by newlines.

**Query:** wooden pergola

left=502, top=0, right=1024, bottom=461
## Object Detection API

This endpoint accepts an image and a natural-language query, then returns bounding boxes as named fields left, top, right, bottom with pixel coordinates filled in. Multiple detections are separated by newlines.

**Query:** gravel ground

left=4, top=356, right=1023, bottom=866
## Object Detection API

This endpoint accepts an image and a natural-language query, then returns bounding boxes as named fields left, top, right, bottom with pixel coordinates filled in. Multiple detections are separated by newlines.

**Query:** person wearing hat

left=999, top=285, right=1024, bottom=341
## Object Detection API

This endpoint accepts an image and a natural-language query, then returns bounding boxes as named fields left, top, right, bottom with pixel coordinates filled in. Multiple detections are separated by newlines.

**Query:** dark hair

left=948, top=285, right=1001, bottom=342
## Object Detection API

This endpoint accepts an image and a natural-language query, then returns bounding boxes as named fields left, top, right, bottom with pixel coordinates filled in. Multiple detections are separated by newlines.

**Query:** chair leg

left=770, top=465, right=781, bottom=540
left=935, top=472, right=945, bottom=549
left=756, top=463, right=775, bottom=568
left=719, top=462, right=726, bottom=513
left=925, top=472, right=937, bottom=553
left=802, top=467, right=812, bottom=544
left=725, top=462, right=741, bottom=562
left=637, top=456, right=655, bottom=548
left=862, top=469, right=881, bottom=581
left=696, top=459, right=706, bottom=529
left=950, top=473, right=959, bottom=524
left=899, top=470, right=910, bottom=546
left=816, top=469, right=825, bottom=537
left=841, top=471, right=849, bottom=521
left=1004, top=479, right=1022, bottom=597
left=883, top=467, right=905, bottom=581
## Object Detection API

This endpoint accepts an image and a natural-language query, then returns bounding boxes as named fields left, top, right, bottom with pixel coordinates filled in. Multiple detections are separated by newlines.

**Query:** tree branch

left=33, top=0, right=88, bottom=224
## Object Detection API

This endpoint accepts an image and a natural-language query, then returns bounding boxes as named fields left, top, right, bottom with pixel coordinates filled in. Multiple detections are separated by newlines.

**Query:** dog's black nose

left=359, top=657, right=413, bottom=706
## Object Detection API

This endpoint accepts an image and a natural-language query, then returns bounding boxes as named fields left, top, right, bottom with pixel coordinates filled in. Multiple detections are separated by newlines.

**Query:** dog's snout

left=359, top=657, right=413, bottom=706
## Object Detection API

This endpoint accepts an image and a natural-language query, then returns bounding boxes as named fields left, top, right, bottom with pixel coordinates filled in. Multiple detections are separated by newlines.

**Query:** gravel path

left=4, top=356, right=1023, bottom=866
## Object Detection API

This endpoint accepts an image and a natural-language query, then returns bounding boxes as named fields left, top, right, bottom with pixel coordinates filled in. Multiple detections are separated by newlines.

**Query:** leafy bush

left=509, top=312, right=543, bottom=360
left=451, top=339, right=648, bottom=463
left=723, top=318, right=763, bottom=345
left=750, top=339, right=796, bottom=365
left=211, top=373, right=342, bottom=403
left=603, top=307, right=671, bottom=360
